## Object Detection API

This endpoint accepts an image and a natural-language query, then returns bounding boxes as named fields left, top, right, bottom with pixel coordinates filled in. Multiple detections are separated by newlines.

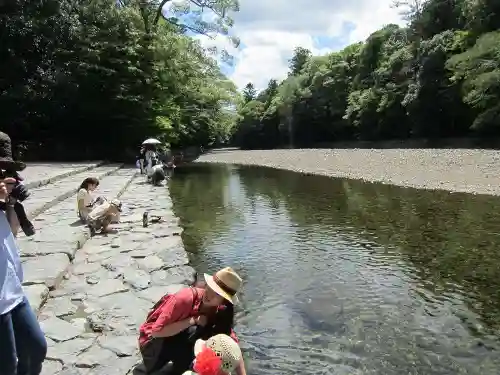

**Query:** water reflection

left=169, top=164, right=500, bottom=374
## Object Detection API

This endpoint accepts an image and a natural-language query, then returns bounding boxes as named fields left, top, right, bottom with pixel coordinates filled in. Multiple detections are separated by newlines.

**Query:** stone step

left=19, top=168, right=137, bottom=315
left=23, top=162, right=104, bottom=189
left=38, top=178, right=193, bottom=375
left=25, top=164, right=123, bottom=218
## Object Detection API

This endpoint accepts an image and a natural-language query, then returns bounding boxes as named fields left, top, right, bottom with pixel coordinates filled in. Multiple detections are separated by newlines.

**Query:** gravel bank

left=195, top=148, right=500, bottom=195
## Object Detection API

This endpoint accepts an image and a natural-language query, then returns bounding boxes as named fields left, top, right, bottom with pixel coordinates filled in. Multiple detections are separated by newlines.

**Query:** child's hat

left=194, top=334, right=242, bottom=374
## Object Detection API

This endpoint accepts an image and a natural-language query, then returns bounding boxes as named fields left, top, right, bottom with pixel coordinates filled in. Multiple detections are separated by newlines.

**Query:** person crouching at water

left=182, top=334, right=242, bottom=375
left=137, top=267, right=247, bottom=375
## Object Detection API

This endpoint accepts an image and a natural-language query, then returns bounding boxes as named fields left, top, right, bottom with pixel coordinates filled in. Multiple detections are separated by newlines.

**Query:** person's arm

left=77, top=197, right=86, bottom=212
left=77, top=190, right=89, bottom=211
left=151, top=317, right=195, bottom=338
left=235, top=359, right=247, bottom=375
left=150, top=288, right=196, bottom=338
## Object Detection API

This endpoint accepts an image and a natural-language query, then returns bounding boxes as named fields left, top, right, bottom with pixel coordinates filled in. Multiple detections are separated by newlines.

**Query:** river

left=168, top=163, right=500, bottom=375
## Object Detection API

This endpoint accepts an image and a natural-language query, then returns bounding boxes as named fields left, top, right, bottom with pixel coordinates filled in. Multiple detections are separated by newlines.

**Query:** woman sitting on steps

left=76, top=177, right=122, bottom=233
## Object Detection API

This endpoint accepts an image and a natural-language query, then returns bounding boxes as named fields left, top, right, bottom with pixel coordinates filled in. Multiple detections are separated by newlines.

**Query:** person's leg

left=167, top=329, right=197, bottom=375
left=0, top=309, right=18, bottom=375
left=140, top=339, right=172, bottom=374
left=100, top=216, right=113, bottom=232
left=11, top=298, right=47, bottom=375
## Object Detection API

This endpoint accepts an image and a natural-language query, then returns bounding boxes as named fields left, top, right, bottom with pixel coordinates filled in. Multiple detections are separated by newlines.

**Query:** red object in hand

left=193, top=347, right=223, bottom=375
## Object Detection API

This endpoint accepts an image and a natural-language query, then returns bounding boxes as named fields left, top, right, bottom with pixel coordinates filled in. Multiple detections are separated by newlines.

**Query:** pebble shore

left=14, top=164, right=193, bottom=374
left=196, top=148, right=500, bottom=195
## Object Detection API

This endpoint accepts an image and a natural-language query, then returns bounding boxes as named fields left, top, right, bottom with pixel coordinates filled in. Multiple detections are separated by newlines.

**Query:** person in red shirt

left=137, top=267, right=247, bottom=375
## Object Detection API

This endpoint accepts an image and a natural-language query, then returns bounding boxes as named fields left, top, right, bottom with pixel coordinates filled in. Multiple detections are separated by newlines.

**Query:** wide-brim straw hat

left=194, top=334, right=242, bottom=374
left=0, top=132, right=25, bottom=171
left=204, top=267, right=242, bottom=305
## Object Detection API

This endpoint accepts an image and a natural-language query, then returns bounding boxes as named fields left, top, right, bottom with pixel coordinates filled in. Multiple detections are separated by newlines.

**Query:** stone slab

left=24, top=284, right=49, bottom=315
left=41, top=316, right=83, bottom=342
left=23, top=162, right=102, bottom=190
left=22, top=253, right=70, bottom=289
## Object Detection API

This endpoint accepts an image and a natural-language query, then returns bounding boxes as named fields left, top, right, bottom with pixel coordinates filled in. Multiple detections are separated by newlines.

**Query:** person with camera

left=0, top=132, right=47, bottom=375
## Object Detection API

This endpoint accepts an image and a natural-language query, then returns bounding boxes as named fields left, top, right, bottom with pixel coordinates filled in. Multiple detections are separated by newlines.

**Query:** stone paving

left=19, top=168, right=136, bottom=312
left=25, top=164, right=123, bottom=218
left=23, top=162, right=103, bottom=189
left=23, top=176, right=195, bottom=374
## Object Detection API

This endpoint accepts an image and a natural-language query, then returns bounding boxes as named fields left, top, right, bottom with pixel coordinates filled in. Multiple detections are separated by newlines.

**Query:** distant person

left=0, top=131, right=47, bottom=374
left=182, top=334, right=242, bottom=375
left=136, top=267, right=247, bottom=375
left=144, top=145, right=166, bottom=185
left=137, top=146, right=146, bottom=174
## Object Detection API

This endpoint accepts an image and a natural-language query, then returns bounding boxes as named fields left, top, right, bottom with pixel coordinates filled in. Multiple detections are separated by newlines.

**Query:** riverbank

left=195, top=148, right=500, bottom=195
left=13, top=164, right=192, bottom=374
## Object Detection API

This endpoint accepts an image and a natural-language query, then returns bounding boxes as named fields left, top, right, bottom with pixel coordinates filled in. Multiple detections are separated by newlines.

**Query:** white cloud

left=195, top=0, right=405, bottom=90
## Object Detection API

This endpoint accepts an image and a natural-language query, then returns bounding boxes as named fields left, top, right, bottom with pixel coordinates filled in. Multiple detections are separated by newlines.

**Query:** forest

left=0, top=0, right=239, bottom=160
left=233, top=0, right=500, bottom=149
left=3, top=0, right=500, bottom=158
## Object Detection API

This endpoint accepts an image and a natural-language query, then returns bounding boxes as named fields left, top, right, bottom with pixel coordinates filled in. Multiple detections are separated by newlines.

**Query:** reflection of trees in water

left=237, top=166, right=500, bottom=332
left=168, top=164, right=242, bottom=261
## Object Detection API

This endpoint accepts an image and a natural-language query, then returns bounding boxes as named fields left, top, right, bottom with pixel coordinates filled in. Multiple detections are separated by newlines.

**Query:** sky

left=174, top=0, right=406, bottom=91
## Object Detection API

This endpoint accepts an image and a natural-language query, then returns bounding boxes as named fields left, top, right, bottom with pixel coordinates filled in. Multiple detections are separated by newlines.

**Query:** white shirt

left=77, top=188, right=92, bottom=207
left=145, top=150, right=157, bottom=174
left=77, top=188, right=93, bottom=219
left=0, top=210, right=24, bottom=314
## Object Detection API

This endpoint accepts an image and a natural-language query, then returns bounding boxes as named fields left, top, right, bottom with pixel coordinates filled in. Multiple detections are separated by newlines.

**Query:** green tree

left=232, top=0, right=500, bottom=149
left=0, top=0, right=239, bottom=160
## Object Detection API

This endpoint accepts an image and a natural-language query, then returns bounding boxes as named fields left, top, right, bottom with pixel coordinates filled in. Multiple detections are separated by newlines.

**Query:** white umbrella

left=142, top=138, right=161, bottom=145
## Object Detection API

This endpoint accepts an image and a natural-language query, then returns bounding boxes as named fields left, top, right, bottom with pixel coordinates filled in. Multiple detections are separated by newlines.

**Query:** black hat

left=0, top=132, right=25, bottom=171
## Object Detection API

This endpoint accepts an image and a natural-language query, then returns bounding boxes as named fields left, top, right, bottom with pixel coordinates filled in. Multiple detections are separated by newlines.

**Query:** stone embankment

left=14, top=163, right=192, bottom=374
left=195, top=148, right=500, bottom=195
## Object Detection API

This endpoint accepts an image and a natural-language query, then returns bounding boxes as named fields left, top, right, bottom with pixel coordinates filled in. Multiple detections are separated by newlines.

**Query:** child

left=183, top=334, right=242, bottom=375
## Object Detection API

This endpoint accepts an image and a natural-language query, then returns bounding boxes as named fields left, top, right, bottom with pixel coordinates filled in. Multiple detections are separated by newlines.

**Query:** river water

left=168, top=163, right=500, bottom=375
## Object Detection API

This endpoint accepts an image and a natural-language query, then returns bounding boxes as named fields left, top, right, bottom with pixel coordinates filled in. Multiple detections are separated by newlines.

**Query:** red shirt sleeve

left=151, top=288, right=195, bottom=332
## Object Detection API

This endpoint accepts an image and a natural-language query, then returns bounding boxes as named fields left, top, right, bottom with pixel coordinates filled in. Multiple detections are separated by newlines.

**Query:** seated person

left=87, top=198, right=122, bottom=234
left=77, top=177, right=100, bottom=221
left=183, top=334, right=242, bottom=375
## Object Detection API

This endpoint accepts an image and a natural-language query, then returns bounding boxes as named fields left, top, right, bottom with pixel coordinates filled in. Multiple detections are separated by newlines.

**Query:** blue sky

left=183, top=0, right=405, bottom=90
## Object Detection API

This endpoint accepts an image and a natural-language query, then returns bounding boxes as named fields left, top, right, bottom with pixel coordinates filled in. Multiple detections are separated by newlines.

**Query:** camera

left=0, top=170, right=35, bottom=236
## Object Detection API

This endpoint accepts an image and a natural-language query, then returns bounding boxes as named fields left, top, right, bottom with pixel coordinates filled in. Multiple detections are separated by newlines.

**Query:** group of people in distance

left=137, top=144, right=176, bottom=185
left=0, top=129, right=246, bottom=375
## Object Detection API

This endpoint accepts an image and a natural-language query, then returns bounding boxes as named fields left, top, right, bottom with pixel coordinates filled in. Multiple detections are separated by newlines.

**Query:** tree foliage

left=0, top=0, right=239, bottom=160
left=233, top=0, right=500, bottom=149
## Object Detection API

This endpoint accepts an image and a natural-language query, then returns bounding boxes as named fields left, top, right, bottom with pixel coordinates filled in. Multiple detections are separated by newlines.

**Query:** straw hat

left=194, top=334, right=242, bottom=374
left=204, top=267, right=242, bottom=305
